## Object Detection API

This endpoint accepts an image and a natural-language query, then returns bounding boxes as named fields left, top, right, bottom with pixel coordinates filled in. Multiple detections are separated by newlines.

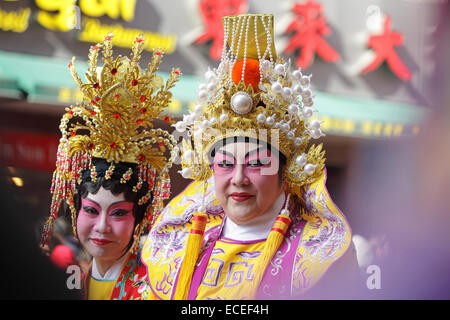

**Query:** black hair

left=70, top=158, right=152, bottom=256
left=209, top=136, right=287, bottom=183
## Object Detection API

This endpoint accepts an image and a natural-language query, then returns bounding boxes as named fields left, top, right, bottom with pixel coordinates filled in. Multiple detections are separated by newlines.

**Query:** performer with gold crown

left=41, top=33, right=181, bottom=300
left=142, top=14, right=358, bottom=300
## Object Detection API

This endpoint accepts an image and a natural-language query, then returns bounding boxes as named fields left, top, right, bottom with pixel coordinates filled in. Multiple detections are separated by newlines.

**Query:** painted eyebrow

left=216, top=146, right=268, bottom=160
left=83, top=198, right=129, bottom=209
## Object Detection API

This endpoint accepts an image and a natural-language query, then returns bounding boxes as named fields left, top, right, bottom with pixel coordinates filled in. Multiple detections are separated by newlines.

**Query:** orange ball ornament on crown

left=231, top=58, right=261, bottom=91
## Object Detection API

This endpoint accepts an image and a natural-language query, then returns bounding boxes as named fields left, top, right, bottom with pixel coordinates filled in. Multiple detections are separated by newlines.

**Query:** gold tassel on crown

left=41, top=33, right=181, bottom=253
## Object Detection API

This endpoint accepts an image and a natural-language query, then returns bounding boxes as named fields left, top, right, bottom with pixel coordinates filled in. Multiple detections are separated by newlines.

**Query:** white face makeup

left=212, top=141, right=285, bottom=225
left=76, top=187, right=135, bottom=269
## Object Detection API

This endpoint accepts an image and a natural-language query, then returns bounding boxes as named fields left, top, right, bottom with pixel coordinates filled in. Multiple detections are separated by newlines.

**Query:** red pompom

left=232, top=58, right=260, bottom=91
left=50, top=245, right=77, bottom=270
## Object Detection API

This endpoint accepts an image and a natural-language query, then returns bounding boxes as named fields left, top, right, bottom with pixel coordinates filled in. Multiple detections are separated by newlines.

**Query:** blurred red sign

left=0, top=129, right=58, bottom=172
left=361, top=15, right=412, bottom=82
left=284, top=1, right=340, bottom=69
left=195, top=0, right=248, bottom=60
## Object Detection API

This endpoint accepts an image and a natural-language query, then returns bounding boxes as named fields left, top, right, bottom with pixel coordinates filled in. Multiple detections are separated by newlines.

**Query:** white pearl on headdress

left=209, top=117, right=217, bottom=125
left=175, top=121, right=186, bottom=132
left=293, top=84, right=303, bottom=96
left=303, top=97, right=314, bottom=107
left=274, top=121, right=281, bottom=129
left=271, top=81, right=282, bottom=94
left=198, top=83, right=206, bottom=91
left=304, top=163, right=316, bottom=176
left=185, top=114, right=195, bottom=125
left=310, top=128, right=323, bottom=139
left=193, top=104, right=203, bottom=115
left=231, top=91, right=253, bottom=115
left=198, top=89, right=207, bottom=100
left=266, top=116, right=275, bottom=126
left=301, top=89, right=312, bottom=99
left=282, top=87, right=293, bottom=98
left=281, top=123, right=290, bottom=132
left=309, top=119, right=322, bottom=130
left=220, top=113, right=229, bottom=122
left=180, top=168, right=192, bottom=179
left=257, top=113, right=266, bottom=123
left=274, top=64, right=286, bottom=75
left=280, top=209, right=290, bottom=215
left=288, top=104, right=299, bottom=115
left=302, top=107, right=314, bottom=118
left=301, top=75, right=311, bottom=87
left=201, top=120, right=209, bottom=130
left=205, top=69, right=216, bottom=82
left=294, top=137, right=303, bottom=146
left=292, top=70, right=301, bottom=80
left=206, top=82, right=216, bottom=92
left=287, top=130, right=295, bottom=140
left=296, top=154, right=307, bottom=167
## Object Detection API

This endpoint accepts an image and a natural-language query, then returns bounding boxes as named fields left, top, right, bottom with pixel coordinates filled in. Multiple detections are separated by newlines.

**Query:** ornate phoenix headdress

left=175, top=14, right=325, bottom=196
left=41, top=33, right=181, bottom=252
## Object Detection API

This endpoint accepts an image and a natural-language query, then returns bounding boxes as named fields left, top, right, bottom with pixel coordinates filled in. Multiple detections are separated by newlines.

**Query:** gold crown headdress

left=41, top=33, right=181, bottom=253
left=175, top=14, right=325, bottom=195
left=171, top=14, right=327, bottom=300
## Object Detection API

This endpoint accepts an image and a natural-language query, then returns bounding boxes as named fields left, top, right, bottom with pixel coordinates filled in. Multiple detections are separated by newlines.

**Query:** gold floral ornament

left=175, top=14, right=325, bottom=195
left=41, top=33, right=181, bottom=253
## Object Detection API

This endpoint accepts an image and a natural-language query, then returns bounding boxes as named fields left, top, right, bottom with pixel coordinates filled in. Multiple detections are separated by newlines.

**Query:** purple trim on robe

left=303, top=167, right=352, bottom=292
left=170, top=260, right=181, bottom=300
left=256, top=218, right=307, bottom=299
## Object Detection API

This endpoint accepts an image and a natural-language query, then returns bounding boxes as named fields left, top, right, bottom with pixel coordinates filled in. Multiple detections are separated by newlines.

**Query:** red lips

left=91, top=238, right=113, bottom=246
left=230, top=192, right=253, bottom=202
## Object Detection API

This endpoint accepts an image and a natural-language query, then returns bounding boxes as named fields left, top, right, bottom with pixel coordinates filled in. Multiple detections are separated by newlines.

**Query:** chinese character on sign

left=283, top=0, right=340, bottom=69
left=361, top=14, right=412, bottom=82
left=195, top=0, right=248, bottom=60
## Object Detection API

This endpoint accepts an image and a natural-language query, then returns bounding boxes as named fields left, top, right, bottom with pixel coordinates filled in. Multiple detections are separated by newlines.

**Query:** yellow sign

left=0, top=1, right=177, bottom=53
left=35, top=0, right=77, bottom=32
left=79, top=0, right=136, bottom=22
left=35, top=0, right=138, bottom=31
left=314, top=116, right=413, bottom=138
left=0, top=7, right=30, bottom=33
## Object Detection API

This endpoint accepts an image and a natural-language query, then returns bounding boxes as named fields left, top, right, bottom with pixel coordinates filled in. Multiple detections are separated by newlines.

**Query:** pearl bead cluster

left=256, top=60, right=324, bottom=176
left=175, top=64, right=218, bottom=132
left=259, top=61, right=324, bottom=141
